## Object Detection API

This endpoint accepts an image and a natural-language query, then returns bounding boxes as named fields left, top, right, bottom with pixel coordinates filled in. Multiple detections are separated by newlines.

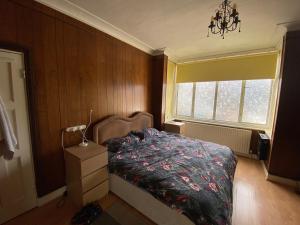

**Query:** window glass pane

left=242, top=79, right=272, bottom=124
left=216, top=80, right=242, bottom=122
left=176, top=83, right=193, bottom=117
left=194, top=82, right=216, bottom=120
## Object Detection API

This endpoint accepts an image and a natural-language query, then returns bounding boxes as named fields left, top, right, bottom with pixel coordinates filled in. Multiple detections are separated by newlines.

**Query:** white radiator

left=183, top=122, right=252, bottom=155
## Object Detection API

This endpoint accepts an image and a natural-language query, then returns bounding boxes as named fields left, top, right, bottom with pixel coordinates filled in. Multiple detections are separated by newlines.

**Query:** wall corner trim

left=260, top=161, right=300, bottom=191
left=34, top=0, right=155, bottom=54
left=37, top=186, right=66, bottom=207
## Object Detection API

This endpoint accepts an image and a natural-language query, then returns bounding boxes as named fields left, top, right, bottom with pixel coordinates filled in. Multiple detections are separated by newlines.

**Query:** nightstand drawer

left=81, top=151, right=108, bottom=177
left=82, top=167, right=108, bottom=193
left=83, top=180, right=109, bottom=204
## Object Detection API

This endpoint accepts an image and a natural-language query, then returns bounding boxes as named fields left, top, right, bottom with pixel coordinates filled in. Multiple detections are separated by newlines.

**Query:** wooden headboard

left=93, top=112, right=153, bottom=145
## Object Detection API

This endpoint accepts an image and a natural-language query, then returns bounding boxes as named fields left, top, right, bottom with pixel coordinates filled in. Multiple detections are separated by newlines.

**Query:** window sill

left=172, top=117, right=272, bottom=133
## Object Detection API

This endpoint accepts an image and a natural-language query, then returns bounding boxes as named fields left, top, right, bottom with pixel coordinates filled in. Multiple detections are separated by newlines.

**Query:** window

left=175, top=79, right=273, bottom=127
left=242, top=79, right=272, bottom=124
left=216, top=80, right=242, bottom=122
left=194, top=82, right=216, bottom=120
left=176, top=83, right=193, bottom=117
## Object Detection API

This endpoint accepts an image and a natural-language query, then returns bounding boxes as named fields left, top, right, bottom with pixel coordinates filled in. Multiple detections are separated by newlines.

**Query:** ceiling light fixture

left=208, top=0, right=241, bottom=39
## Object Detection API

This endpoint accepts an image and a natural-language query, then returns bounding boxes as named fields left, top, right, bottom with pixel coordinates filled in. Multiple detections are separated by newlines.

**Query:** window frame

left=174, top=79, right=275, bottom=130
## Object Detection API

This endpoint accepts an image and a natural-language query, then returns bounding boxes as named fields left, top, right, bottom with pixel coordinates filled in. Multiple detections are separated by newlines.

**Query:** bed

left=93, top=112, right=237, bottom=225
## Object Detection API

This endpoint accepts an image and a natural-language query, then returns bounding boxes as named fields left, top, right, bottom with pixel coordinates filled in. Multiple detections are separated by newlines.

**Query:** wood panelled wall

left=0, top=0, right=154, bottom=196
left=152, top=54, right=168, bottom=130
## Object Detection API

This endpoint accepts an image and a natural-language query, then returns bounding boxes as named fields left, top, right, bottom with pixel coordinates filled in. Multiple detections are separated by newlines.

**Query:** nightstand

left=64, top=142, right=109, bottom=207
left=164, top=121, right=185, bottom=134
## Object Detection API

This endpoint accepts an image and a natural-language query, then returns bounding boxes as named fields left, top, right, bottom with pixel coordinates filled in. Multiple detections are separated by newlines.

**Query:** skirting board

left=37, top=186, right=66, bottom=207
left=260, top=161, right=300, bottom=191
left=235, top=152, right=258, bottom=160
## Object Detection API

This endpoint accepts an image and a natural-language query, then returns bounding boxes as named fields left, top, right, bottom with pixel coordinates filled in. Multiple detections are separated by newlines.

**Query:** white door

left=0, top=49, right=37, bottom=224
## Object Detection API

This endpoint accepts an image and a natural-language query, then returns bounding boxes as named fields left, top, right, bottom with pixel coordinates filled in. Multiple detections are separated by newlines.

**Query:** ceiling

left=57, top=0, right=300, bottom=62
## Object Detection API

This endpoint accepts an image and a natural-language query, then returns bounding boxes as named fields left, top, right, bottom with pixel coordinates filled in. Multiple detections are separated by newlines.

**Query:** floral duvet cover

left=107, top=129, right=237, bottom=225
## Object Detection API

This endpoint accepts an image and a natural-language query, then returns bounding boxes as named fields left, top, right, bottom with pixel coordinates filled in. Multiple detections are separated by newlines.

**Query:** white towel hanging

left=0, top=96, right=17, bottom=155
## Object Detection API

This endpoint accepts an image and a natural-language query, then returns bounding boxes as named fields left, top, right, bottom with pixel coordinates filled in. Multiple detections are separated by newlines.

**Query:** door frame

left=0, top=42, right=39, bottom=199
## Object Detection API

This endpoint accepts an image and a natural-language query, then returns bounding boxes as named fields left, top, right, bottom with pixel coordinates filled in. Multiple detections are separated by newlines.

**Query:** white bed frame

left=93, top=112, right=193, bottom=225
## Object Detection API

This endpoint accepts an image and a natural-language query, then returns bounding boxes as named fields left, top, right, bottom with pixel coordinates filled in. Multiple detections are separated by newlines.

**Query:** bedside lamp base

left=79, top=141, right=88, bottom=147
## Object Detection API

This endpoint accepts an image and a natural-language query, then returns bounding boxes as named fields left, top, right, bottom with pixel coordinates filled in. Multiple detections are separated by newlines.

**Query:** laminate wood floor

left=232, top=157, right=300, bottom=225
left=4, top=157, right=300, bottom=225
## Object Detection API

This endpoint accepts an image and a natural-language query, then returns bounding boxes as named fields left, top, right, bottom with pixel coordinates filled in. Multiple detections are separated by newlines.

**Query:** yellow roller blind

left=176, top=53, right=278, bottom=83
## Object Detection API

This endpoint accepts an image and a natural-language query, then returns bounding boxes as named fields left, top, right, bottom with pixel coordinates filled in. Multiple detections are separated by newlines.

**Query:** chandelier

left=207, top=0, right=241, bottom=39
